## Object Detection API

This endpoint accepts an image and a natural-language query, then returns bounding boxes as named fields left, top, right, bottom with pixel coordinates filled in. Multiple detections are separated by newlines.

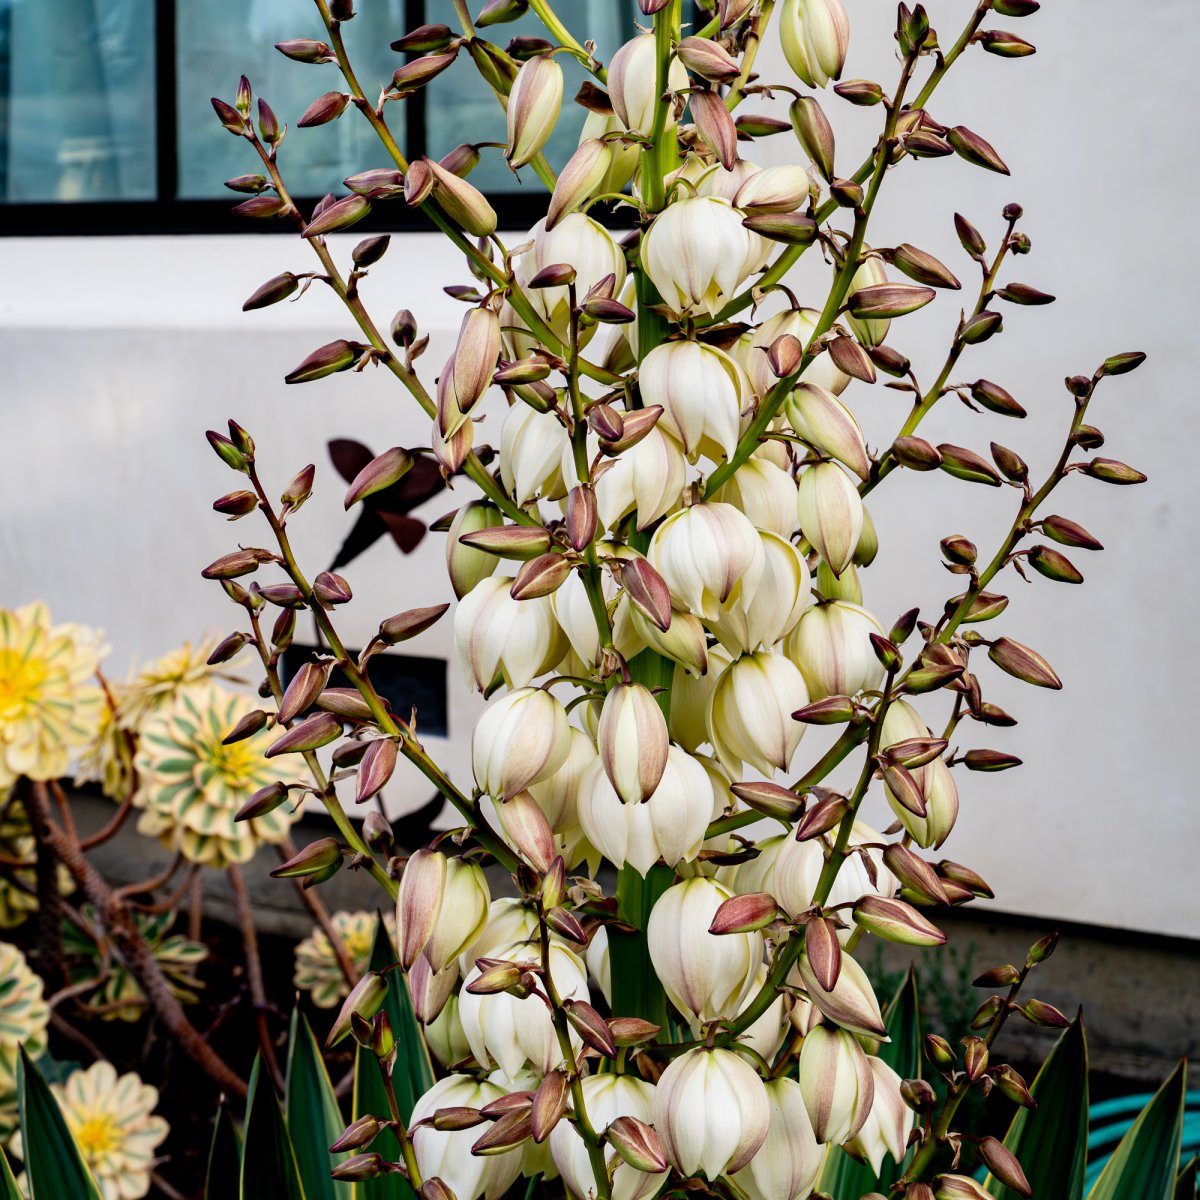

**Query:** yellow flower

left=74, top=689, right=136, bottom=801
left=0, top=603, right=106, bottom=787
left=0, top=942, right=49, bottom=1137
left=133, top=683, right=305, bottom=868
left=117, top=637, right=241, bottom=732
left=294, top=910, right=394, bottom=1008
left=52, top=1062, right=168, bottom=1200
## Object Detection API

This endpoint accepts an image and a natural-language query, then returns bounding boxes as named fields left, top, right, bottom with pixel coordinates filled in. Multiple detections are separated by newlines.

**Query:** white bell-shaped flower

left=784, top=600, right=886, bottom=701
left=608, top=33, right=689, bottom=136
left=710, top=531, right=811, bottom=655
left=730, top=1076, right=824, bottom=1200
left=707, top=650, right=809, bottom=776
left=501, top=404, right=570, bottom=505
left=796, top=460, right=864, bottom=578
left=518, top=214, right=627, bottom=344
left=711, top=454, right=799, bottom=539
left=551, top=570, right=642, bottom=668
left=669, top=643, right=733, bottom=753
left=642, top=196, right=758, bottom=318
left=647, top=877, right=762, bottom=1029
left=844, top=1057, right=914, bottom=1174
left=653, top=1047, right=771, bottom=1178
left=411, top=1075, right=524, bottom=1200
left=458, top=939, right=590, bottom=1079
left=648, top=502, right=765, bottom=622
left=576, top=747, right=714, bottom=876
left=473, top=687, right=573, bottom=800
left=739, top=307, right=850, bottom=399
left=593, top=425, right=687, bottom=532
left=458, top=898, right=542, bottom=977
left=780, top=0, right=850, bottom=88
left=796, top=1025, right=875, bottom=1145
left=455, top=575, right=565, bottom=692
left=551, top=1074, right=664, bottom=1200
left=639, top=339, right=750, bottom=463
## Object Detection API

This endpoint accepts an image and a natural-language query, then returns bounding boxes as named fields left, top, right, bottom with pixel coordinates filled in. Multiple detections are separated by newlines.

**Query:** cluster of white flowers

left=379, top=3, right=956, bottom=1195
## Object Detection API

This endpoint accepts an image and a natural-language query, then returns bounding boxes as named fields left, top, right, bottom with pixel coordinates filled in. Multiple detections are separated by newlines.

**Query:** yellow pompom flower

left=51, top=1062, right=168, bottom=1200
left=118, top=637, right=241, bottom=732
left=294, top=910, right=394, bottom=1008
left=0, top=603, right=106, bottom=787
left=133, top=683, right=305, bottom=868
left=0, top=941, right=50, bottom=1137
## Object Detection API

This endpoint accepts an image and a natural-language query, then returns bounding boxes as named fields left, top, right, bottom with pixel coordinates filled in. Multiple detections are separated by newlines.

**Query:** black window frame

left=0, top=0, right=596, bottom=237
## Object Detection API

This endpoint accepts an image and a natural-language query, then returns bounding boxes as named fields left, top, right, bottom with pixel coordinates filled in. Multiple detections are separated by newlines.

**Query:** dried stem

left=228, top=864, right=285, bottom=1092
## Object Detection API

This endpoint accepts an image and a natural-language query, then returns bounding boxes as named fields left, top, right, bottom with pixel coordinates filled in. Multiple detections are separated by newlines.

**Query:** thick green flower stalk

left=202, top=0, right=1147, bottom=1195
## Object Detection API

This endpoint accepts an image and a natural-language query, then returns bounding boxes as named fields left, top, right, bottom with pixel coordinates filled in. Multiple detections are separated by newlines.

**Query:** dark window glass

left=0, top=0, right=156, bottom=202
left=0, top=0, right=646, bottom=231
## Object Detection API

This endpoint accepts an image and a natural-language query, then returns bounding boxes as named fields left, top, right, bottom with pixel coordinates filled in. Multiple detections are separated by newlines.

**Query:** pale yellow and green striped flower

left=0, top=796, right=72, bottom=929
left=117, top=637, right=242, bottom=732
left=294, top=910, right=394, bottom=1008
left=27, top=1062, right=168, bottom=1200
left=0, top=941, right=50, bottom=1138
left=63, top=907, right=208, bottom=1022
left=0, top=603, right=106, bottom=788
left=133, top=683, right=304, bottom=868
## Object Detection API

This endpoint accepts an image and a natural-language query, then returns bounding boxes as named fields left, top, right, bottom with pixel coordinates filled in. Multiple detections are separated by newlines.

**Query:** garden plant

left=0, top=1, right=1185, bottom=1198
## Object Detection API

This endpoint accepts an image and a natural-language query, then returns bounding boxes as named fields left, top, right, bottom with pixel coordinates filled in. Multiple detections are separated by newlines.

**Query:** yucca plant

left=0, top=0, right=1172, bottom=1195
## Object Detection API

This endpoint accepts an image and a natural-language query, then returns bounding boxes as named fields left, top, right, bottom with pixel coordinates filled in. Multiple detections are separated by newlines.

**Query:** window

left=0, top=0, right=641, bottom=235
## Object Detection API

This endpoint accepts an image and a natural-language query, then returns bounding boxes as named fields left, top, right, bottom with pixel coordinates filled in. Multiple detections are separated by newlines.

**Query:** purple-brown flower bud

left=298, top=91, right=350, bottom=128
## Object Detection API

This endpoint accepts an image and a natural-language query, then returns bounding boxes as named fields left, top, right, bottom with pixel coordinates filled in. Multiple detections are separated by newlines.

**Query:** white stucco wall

left=1, top=1, right=1196, bottom=937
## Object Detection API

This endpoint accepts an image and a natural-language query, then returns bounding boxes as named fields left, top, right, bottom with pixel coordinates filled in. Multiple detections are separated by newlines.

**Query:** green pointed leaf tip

left=987, top=1011, right=1088, bottom=1200
left=205, top=1102, right=243, bottom=1200
left=241, top=1055, right=307, bottom=1200
left=1087, top=1060, right=1187, bottom=1200
left=287, top=1009, right=353, bottom=1199
left=17, top=1048, right=104, bottom=1200
left=352, top=916, right=431, bottom=1200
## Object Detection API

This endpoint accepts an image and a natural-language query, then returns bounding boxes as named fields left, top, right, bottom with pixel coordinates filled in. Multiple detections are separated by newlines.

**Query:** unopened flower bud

left=506, top=54, right=563, bottom=168
left=797, top=460, right=864, bottom=577
left=798, top=948, right=886, bottom=1037
left=797, top=1026, right=874, bottom=1144
left=786, top=384, right=869, bottom=480
left=598, top=682, right=669, bottom=803
left=425, top=157, right=498, bottom=236
left=780, top=0, right=849, bottom=87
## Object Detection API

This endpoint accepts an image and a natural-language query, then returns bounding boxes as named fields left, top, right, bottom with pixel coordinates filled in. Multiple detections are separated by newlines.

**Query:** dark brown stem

left=227, top=864, right=284, bottom=1093
left=24, top=785, right=247, bottom=1099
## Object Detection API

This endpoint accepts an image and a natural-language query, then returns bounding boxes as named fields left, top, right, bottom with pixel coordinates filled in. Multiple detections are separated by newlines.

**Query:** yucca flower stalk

left=200, top=0, right=1146, bottom=1196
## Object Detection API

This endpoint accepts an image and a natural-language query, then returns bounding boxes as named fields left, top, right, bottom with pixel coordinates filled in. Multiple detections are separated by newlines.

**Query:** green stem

left=246, top=465, right=519, bottom=876
left=723, top=0, right=775, bottom=112
left=705, top=1, right=990, bottom=328
left=528, top=0, right=607, bottom=82
left=862, top=213, right=1018, bottom=499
